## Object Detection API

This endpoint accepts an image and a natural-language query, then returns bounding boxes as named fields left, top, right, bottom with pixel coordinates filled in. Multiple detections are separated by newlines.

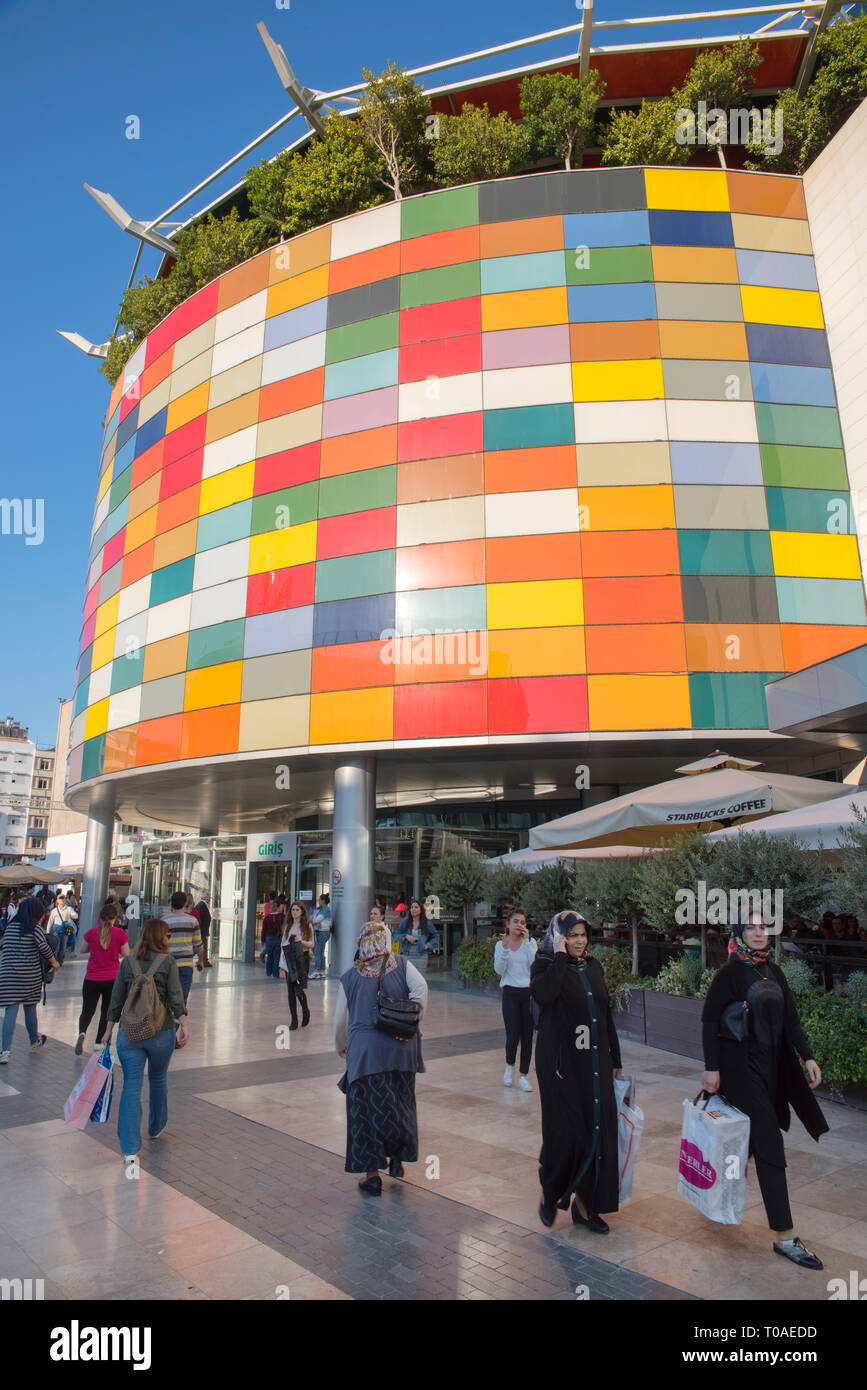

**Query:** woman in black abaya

left=531, top=911, right=622, bottom=1232
left=701, top=911, right=827, bottom=1270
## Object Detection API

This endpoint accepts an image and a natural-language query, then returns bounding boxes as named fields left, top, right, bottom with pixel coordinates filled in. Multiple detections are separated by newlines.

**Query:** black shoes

left=388, top=1158, right=405, bottom=1178
left=773, top=1237, right=823, bottom=1270
left=572, top=1200, right=609, bottom=1233
left=358, top=1176, right=382, bottom=1196
left=539, top=1202, right=556, bottom=1228
left=301, top=1005, right=310, bottom=1027
left=288, top=1022, right=299, bottom=1031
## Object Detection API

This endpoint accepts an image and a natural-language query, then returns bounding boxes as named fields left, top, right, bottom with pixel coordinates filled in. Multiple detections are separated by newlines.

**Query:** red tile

left=399, top=334, right=482, bottom=383
left=317, top=507, right=396, bottom=560
left=398, top=411, right=483, bottom=463
left=246, top=564, right=315, bottom=616
left=399, top=296, right=482, bottom=346
left=163, top=414, right=207, bottom=467
left=488, top=675, right=588, bottom=735
left=583, top=575, right=684, bottom=624
left=102, top=530, right=126, bottom=574
left=395, top=681, right=488, bottom=739
left=159, top=451, right=203, bottom=501
left=254, top=442, right=321, bottom=495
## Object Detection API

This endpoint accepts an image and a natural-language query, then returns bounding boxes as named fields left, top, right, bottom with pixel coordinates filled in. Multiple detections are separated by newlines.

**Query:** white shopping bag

left=614, top=1075, right=643, bottom=1206
left=678, top=1093, right=750, bottom=1226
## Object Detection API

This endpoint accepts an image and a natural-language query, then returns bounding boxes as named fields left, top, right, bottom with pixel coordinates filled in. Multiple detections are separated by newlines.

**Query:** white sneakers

left=0, top=1051, right=9, bottom=1065
left=518, top=1075, right=533, bottom=1093
left=503, top=1065, right=514, bottom=1087
left=30, top=1036, right=47, bottom=1052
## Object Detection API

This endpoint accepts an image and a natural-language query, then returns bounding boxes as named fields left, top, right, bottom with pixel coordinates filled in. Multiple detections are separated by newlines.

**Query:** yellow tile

left=486, top=626, right=586, bottom=677
left=645, top=168, right=730, bottom=212
left=310, top=687, right=393, bottom=744
left=98, top=464, right=113, bottom=503
left=165, top=380, right=210, bottom=434
left=184, top=662, right=243, bottom=712
left=90, top=631, right=116, bottom=673
left=589, top=673, right=691, bottom=731
left=481, top=287, right=568, bottom=333
left=238, top=696, right=310, bottom=751
left=266, top=264, right=330, bottom=318
left=771, top=531, right=861, bottom=580
left=740, top=285, right=824, bottom=330
left=199, top=462, right=256, bottom=516
left=572, top=359, right=664, bottom=402
left=249, top=520, right=317, bottom=573
left=124, top=504, right=159, bottom=553
left=731, top=213, right=813, bottom=255
left=579, top=485, right=676, bottom=531
left=93, top=593, right=120, bottom=639
left=487, top=580, right=583, bottom=630
left=84, top=696, right=110, bottom=741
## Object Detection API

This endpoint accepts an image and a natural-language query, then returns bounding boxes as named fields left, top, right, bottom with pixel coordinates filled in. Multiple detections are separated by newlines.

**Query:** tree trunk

left=461, top=902, right=470, bottom=940
left=701, top=922, right=708, bottom=969
left=631, top=914, right=639, bottom=977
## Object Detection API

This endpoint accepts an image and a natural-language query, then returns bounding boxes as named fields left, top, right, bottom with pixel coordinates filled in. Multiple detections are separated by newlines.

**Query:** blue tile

left=196, top=501, right=254, bottom=551
left=736, top=249, right=818, bottom=292
left=563, top=210, right=650, bottom=249
left=776, top=577, right=867, bottom=626
left=133, top=406, right=168, bottom=458
left=244, top=606, right=314, bottom=658
left=669, top=442, right=763, bottom=486
left=481, top=251, right=567, bottom=294
left=649, top=210, right=734, bottom=248
left=750, top=362, right=836, bottom=408
left=567, top=281, right=657, bottom=322
left=105, top=495, right=130, bottom=540
left=313, top=593, right=395, bottom=646
left=745, top=322, right=830, bottom=368
left=264, top=299, right=328, bottom=352
left=115, top=403, right=140, bottom=451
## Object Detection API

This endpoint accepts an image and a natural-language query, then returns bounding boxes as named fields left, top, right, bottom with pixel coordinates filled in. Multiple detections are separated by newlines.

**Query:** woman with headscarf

left=0, top=895, right=61, bottom=1063
left=334, top=918, right=428, bottom=1196
left=530, top=910, right=622, bottom=1231
left=701, top=910, right=827, bottom=1269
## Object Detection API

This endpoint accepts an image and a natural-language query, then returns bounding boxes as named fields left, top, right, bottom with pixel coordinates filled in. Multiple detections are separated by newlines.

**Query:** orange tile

left=397, top=454, right=483, bottom=503
left=588, top=673, right=691, bottom=731
left=130, top=438, right=166, bottom=490
left=686, top=623, right=784, bottom=671
left=781, top=624, right=867, bottom=672
left=479, top=216, right=565, bottom=258
left=152, top=519, right=197, bottom=571
left=580, top=485, right=675, bottom=531
left=259, top=368, right=324, bottom=421
left=103, top=727, right=139, bottom=773
left=396, top=539, right=485, bottom=591
left=156, top=483, right=201, bottom=535
left=586, top=624, right=687, bottom=674
left=181, top=705, right=241, bottom=759
left=143, top=633, right=188, bottom=683
left=139, top=346, right=174, bottom=400
left=487, top=626, right=585, bottom=679
left=204, top=390, right=260, bottom=444
left=400, top=225, right=481, bottom=275
left=107, top=373, right=125, bottom=420
left=329, top=242, right=401, bottom=294
left=651, top=246, right=738, bottom=284
left=581, top=530, right=680, bottom=578
left=127, top=474, right=162, bottom=523
left=184, top=661, right=243, bottom=712
left=217, top=251, right=270, bottom=313
left=485, top=445, right=577, bottom=494
left=135, top=714, right=183, bottom=766
left=727, top=171, right=807, bottom=219
left=584, top=575, right=684, bottom=624
left=124, top=505, right=159, bottom=554
left=309, top=686, right=393, bottom=743
left=657, top=320, right=748, bottom=359
left=121, top=539, right=155, bottom=589
left=486, top=533, right=581, bottom=583
left=569, top=321, right=660, bottom=362
left=320, top=424, right=397, bottom=477
left=392, top=632, right=488, bottom=685
left=268, top=224, right=332, bottom=284
left=312, top=641, right=394, bottom=692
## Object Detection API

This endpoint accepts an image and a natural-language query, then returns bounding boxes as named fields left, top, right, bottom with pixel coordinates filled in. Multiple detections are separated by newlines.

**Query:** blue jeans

left=55, top=933, right=66, bottom=965
left=264, top=936, right=280, bottom=977
left=2, top=1004, right=39, bottom=1051
left=115, top=1025, right=176, bottom=1155
left=178, top=966, right=193, bottom=1004
left=313, top=930, right=330, bottom=973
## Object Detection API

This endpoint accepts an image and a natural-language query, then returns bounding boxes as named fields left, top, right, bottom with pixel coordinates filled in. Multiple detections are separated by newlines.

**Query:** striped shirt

left=163, top=912, right=202, bottom=965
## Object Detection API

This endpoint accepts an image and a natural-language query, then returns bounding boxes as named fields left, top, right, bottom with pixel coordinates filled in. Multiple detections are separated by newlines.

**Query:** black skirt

left=344, top=1070, right=418, bottom=1173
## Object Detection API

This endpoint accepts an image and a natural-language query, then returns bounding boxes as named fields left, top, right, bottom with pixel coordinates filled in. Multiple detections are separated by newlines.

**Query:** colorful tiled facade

left=68, top=167, right=867, bottom=787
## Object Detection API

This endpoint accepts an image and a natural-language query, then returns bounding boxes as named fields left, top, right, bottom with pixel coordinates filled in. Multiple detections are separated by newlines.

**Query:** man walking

left=310, top=893, right=332, bottom=979
left=47, top=893, right=77, bottom=966
left=163, top=890, right=203, bottom=1006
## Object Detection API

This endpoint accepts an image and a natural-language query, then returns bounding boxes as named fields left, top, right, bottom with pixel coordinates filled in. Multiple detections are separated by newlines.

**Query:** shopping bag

left=678, top=1092, right=750, bottom=1225
left=89, top=1046, right=114, bottom=1123
left=63, top=1046, right=113, bottom=1130
left=614, top=1075, right=643, bottom=1206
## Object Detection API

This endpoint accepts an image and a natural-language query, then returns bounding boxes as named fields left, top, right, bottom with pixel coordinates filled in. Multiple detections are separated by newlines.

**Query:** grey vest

left=341, top=956, right=425, bottom=1086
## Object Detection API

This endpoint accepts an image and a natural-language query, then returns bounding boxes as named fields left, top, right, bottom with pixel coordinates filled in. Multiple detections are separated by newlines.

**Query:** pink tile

left=482, top=324, right=571, bottom=371
left=322, top=385, right=398, bottom=439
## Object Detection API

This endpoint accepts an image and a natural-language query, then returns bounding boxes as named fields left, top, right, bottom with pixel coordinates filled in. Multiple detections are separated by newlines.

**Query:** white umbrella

left=706, top=790, right=867, bottom=850
left=529, top=756, right=852, bottom=852
left=488, top=844, right=661, bottom=872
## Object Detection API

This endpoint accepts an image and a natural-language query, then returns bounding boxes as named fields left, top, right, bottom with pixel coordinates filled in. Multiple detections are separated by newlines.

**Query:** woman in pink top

left=75, top=903, right=130, bottom=1054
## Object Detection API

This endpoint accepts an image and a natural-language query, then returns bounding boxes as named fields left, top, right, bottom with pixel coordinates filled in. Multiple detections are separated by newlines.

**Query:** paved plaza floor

left=1, top=959, right=864, bottom=1301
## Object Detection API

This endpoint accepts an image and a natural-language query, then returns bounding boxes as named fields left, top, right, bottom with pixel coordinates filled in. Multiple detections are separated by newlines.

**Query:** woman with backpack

left=75, top=902, right=130, bottom=1054
left=103, top=917, right=189, bottom=1160
left=0, top=895, right=60, bottom=1063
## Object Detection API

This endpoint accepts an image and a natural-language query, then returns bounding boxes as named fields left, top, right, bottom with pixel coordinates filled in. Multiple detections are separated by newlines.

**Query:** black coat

left=530, top=951, right=622, bottom=1214
left=702, top=957, right=828, bottom=1165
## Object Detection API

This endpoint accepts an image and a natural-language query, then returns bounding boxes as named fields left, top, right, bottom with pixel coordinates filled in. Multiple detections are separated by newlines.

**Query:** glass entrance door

left=217, top=861, right=246, bottom=959
left=296, top=844, right=331, bottom=910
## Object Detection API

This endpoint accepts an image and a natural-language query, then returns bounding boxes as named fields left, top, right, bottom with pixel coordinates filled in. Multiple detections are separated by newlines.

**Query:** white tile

left=201, top=426, right=258, bottom=481
left=330, top=202, right=401, bottom=260
left=92, top=492, right=110, bottom=535
left=211, top=322, right=266, bottom=378
left=107, top=686, right=142, bottom=732
left=168, top=347, right=213, bottom=402
left=113, top=613, right=148, bottom=660
left=189, top=579, right=247, bottom=630
left=193, top=539, right=251, bottom=591
left=486, top=489, right=580, bottom=537
left=122, top=342, right=146, bottom=394
left=146, top=593, right=192, bottom=644
left=574, top=399, right=668, bottom=444
left=483, top=364, right=573, bottom=411
left=398, top=372, right=482, bottom=423
left=395, top=496, right=485, bottom=548
left=666, top=399, right=758, bottom=444
left=213, top=290, right=268, bottom=345
left=86, top=662, right=112, bottom=705
left=116, top=576, right=152, bottom=624
left=261, top=332, right=327, bottom=387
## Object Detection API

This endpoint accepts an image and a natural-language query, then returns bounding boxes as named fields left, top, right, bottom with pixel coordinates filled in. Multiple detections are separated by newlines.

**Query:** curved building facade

left=67, top=166, right=867, bottom=845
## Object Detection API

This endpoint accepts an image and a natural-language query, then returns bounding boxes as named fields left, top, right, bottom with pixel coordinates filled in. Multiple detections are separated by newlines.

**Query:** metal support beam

left=84, top=185, right=177, bottom=254
left=257, top=22, right=328, bottom=138
left=80, top=802, right=115, bottom=935
left=56, top=331, right=111, bottom=359
left=579, top=0, right=594, bottom=78
left=795, top=0, right=841, bottom=94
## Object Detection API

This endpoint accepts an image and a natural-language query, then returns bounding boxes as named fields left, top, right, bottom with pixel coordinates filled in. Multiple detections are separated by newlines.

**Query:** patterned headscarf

left=731, top=915, right=771, bottom=966
left=355, top=921, right=395, bottom=976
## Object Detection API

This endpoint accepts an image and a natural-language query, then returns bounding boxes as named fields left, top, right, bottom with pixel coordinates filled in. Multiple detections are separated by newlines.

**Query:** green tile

left=110, top=647, right=145, bottom=694
left=196, top=500, right=253, bottom=552
left=81, top=734, right=106, bottom=782
left=73, top=681, right=89, bottom=718
left=566, top=244, right=653, bottom=285
left=689, top=672, right=779, bottom=729
left=401, top=184, right=479, bottom=239
left=251, top=482, right=318, bottom=535
left=400, top=261, right=481, bottom=311
left=109, top=464, right=133, bottom=512
left=759, top=444, right=847, bottom=490
left=484, top=403, right=575, bottom=451
left=755, top=403, right=843, bottom=450
left=318, top=466, right=396, bottom=519
left=324, top=349, right=399, bottom=401
left=678, top=530, right=772, bottom=576
left=325, top=314, right=399, bottom=365
left=765, top=487, right=852, bottom=534
left=776, top=577, right=867, bottom=626
left=186, top=619, right=246, bottom=670
left=315, top=550, right=396, bottom=603
left=396, top=584, right=486, bottom=635
left=150, top=556, right=195, bottom=607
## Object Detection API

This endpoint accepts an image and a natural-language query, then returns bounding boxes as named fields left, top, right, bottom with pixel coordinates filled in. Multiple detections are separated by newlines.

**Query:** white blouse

left=494, top=937, right=538, bottom=989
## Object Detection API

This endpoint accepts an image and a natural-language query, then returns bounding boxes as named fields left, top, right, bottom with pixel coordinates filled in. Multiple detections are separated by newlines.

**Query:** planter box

left=643, top=990, right=704, bottom=1061
left=615, top=988, right=646, bottom=1046
left=816, top=1082, right=867, bottom=1113
left=455, top=973, right=501, bottom=997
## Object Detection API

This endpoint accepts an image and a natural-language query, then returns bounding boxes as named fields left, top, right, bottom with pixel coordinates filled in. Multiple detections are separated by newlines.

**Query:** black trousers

left=78, top=979, right=114, bottom=1043
left=754, top=1155, right=793, bottom=1231
left=285, top=976, right=308, bottom=1026
left=502, top=985, right=533, bottom=1074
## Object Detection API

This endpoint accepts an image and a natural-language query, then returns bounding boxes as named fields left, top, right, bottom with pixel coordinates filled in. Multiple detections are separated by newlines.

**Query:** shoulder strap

left=146, top=953, right=166, bottom=977
left=377, top=952, right=388, bottom=1002
left=129, top=956, right=142, bottom=978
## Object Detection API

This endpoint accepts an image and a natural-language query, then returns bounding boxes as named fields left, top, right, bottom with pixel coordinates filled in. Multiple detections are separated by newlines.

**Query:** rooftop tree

left=246, top=113, right=385, bottom=237
left=356, top=62, right=432, bottom=199
left=520, top=69, right=606, bottom=170
left=431, top=102, right=531, bottom=185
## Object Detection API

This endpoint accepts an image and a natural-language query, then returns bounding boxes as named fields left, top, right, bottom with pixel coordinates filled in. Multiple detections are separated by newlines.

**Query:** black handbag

left=373, top=955, right=421, bottom=1042
left=719, top=999, right=749, bottom=1042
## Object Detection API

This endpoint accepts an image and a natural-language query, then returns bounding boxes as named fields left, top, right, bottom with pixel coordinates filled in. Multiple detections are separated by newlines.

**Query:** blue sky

left=0, top=0, right=773, bottom=746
